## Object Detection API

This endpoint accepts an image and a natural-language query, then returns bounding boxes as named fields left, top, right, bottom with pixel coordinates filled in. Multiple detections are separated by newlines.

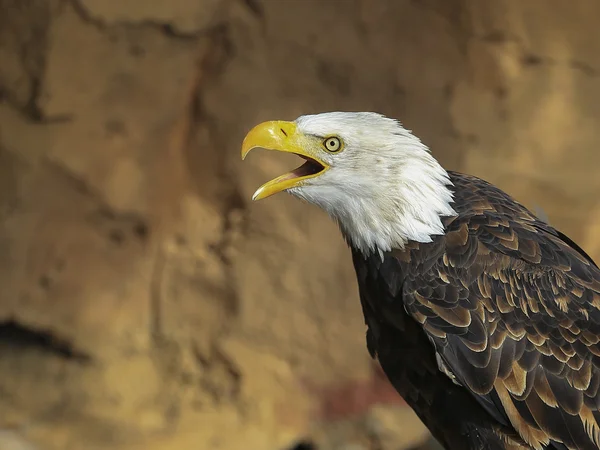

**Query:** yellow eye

left=323, top=136, right=342, bottom=153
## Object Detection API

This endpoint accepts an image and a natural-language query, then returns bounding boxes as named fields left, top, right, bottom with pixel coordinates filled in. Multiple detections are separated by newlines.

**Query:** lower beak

left=241, top=120, right=327, bottom=200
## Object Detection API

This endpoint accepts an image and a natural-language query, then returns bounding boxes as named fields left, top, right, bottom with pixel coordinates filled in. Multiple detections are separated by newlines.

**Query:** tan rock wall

left=0, top=1, right=599, bottom=449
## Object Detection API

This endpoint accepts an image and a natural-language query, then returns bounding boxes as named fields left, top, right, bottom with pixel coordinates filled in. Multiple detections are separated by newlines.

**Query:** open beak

left=241, top=121, right=328, bottom=200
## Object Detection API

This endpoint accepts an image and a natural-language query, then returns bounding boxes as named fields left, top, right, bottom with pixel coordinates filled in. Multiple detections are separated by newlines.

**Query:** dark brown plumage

left=354, top=172, right=600, bottom=450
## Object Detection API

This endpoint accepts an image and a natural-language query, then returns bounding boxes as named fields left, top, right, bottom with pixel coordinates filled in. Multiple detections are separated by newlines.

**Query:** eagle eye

left=323, top=136, right=342, bottom=153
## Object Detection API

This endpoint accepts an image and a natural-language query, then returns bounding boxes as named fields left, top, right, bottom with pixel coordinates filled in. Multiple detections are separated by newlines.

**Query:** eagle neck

left=336, top=153, right=457, bottom=259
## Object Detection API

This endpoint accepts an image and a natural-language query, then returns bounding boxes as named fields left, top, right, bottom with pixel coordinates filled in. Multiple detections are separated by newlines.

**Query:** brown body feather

left=353, top=172, right=600, bottom=450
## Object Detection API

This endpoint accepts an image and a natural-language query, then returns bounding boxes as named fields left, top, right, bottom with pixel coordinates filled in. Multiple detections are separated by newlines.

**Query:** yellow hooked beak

left=241, top=121, right=328, bottom=200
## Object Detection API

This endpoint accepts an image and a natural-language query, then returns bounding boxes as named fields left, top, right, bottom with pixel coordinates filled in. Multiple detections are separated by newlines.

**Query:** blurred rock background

left=0, top=0, right=599, bottom=449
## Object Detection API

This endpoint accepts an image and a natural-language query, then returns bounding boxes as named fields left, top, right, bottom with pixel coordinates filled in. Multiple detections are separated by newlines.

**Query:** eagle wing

left=396, top=176, right=600, bottom=450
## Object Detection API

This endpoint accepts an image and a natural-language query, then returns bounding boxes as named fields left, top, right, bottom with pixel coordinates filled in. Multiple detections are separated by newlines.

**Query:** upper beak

left=241, top=120, right=327, bottom=200
left=241, top=121, right=299, bottom=161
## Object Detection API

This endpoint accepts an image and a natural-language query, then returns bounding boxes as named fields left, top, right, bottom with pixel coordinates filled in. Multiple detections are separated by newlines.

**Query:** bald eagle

left=241, top=112, right=600, bottom=450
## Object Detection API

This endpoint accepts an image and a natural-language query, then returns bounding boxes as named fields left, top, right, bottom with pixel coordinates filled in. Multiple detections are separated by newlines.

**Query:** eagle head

left=241, top=112, right=456, bottom=255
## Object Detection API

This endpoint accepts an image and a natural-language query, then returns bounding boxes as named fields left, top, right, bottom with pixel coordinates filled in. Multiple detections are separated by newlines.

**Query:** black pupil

left=328, top=140, right=335, bottom=148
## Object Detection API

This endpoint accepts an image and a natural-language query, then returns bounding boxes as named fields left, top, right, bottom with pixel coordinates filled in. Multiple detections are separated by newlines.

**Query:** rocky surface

left=1, top=0, right=600, bottom=449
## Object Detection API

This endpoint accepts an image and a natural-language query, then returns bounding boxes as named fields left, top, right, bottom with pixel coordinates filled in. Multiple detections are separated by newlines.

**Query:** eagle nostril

left=280, top=128, right=288, bottom=137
